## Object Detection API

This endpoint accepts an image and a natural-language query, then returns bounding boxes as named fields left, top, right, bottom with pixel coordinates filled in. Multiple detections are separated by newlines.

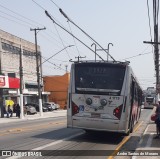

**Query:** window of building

left=1, top=42, right=20, bottom=54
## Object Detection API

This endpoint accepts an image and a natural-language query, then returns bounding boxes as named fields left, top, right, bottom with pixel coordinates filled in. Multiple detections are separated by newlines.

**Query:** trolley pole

left=96, top=43, right=113, bottom=61
left=91, top=43, right=97, bottom=62
left=30, top=27, right=46, bottom=116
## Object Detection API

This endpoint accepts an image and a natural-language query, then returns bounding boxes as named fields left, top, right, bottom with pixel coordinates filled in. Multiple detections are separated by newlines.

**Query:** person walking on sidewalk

left=154, top=100, right=160, bottom=138
left=16, top=104, right=20, bottom=118
left=7, top=105, right=13, bottom=118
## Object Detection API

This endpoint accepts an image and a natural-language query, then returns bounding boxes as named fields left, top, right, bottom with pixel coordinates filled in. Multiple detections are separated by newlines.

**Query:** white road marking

left=6, top=131, right=85, bottom=159
left=132, top=125, right=154, bottom=159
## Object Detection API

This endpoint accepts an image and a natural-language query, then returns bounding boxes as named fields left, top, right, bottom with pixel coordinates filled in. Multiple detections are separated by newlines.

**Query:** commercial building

left=0, top=29, right=49, bottom=106
left=43, top=73, right=70, bottom=109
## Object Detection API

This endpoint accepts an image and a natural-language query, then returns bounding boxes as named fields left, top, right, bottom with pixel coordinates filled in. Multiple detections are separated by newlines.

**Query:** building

left=43, top=73, right=70, bottom=109
left=0, top=29, right=49, bottom=106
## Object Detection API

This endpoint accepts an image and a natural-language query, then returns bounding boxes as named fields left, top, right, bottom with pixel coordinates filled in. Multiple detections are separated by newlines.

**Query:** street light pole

left=19, top=45, right=24, bottom=119
left=30, top=27, right=46, bottom=117
left=41, top=45, right=74, bottom=65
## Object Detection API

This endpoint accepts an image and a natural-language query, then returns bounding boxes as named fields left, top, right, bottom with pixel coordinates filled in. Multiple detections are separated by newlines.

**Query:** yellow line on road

left=107, top=136, right=130, bottom=159
left=107, top=121, right=143, bottom=159
left=133, top=121, right=143, bottom=133
left=0, top=121, right=66, bottom=136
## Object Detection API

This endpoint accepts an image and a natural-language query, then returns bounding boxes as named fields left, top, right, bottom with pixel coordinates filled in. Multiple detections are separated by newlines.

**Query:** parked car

left=43, top=102, right=56, bottom=111
left=24, top=105, right=37, bottom=115
left=55, top=104, right=60, bottom=110
left=25, top=103, right=48, bottom=112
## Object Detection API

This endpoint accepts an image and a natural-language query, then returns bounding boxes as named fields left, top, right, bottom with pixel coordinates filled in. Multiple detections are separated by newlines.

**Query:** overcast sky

left=0, top=0, right=156, bottom=90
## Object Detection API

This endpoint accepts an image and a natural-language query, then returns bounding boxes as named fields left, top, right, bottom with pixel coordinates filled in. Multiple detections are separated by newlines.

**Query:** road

left=0, top=108, right=154, bottom=159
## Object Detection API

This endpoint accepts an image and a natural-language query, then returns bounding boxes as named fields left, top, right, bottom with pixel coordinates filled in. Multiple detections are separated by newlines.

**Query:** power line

left=67, top=21, right=81, bottom=57
left=59, top=8, right=116, bottom=61
left=50, top=0, right=60, bottom=9
left=0, top=3, right=44, bottom=27
left=45, top=10, right=105, bottom=61
left=0, top=10, right=33, bottom=27
left=121, top=51, right=152, bottom=61
left=53, top=23, right=71, bottom=59
left=0, top=15, right=29, bottom=28
left=0, top=2, right=75, bottom=56
left=41, top=45, right=73, bottom=65
left=32, top=0, right=46, bottom=11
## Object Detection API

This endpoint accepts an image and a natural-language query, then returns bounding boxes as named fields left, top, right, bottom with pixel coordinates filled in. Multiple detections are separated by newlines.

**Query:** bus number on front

left=112, top=97, right=120, bottom=100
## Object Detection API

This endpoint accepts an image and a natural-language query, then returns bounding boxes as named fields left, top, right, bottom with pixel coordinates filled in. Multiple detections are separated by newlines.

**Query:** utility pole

left=144, top=0, right=160, bottom=99
left=0, top=38, right=4, bottom=118
left=30, top=27, right=46, bottom=116
left=143, top=0, right=159, bottom=95
left=19, top=45, right=24, bottom=119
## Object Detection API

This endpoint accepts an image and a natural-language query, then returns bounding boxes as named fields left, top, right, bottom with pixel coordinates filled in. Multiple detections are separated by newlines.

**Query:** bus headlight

left=100, top=99, right=107, bottom=106
left=86, top=98, right=92, bottom=105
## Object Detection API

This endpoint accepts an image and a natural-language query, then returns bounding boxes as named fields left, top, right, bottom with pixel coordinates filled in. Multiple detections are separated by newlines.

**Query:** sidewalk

left=0, top=110, right=67, bottom=124
left=130, top=123, right=160, bottom=159
left=131, top=108, right=160, bottom=159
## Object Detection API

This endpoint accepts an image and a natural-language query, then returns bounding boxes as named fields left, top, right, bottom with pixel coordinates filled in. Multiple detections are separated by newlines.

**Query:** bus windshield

left=146, top=97, right=154, bottom=103
left=75, top=63, right=126, bottom=95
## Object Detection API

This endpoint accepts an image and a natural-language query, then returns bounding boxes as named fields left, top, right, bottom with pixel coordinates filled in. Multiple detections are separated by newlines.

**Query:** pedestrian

left=7, top=105, right=13, bottom=117
left=154, top=100, right=160, bottom=138
left=16, top=104, right=20, bottom=118
left=13, top=104, right=17, bottom=114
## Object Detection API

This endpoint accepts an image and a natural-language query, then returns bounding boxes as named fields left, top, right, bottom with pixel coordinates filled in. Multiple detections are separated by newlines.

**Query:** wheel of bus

left=85, top=130, right=94, bottom=134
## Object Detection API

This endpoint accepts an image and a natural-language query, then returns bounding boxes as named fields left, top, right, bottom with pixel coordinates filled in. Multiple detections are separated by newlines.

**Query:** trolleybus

left=67, top=61, right=143, bottom=135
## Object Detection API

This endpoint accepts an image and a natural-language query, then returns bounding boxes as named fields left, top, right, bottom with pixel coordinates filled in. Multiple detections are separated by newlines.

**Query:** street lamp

left=41, top=45, right=74, bottom=65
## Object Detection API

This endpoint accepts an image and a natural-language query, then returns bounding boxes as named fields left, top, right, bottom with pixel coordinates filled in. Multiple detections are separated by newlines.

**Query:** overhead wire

left=0, top=2, right=75, bottom=60
left=32, top=0, right=71, bottom=59
left=67, top=21, right=81, bottom=56
left=58, top=8, right=116, bottom=61
left=32, top=0, right=104, bottom=61
left=49, top=0, right=81, bottom=57
left=0, top=10, right=33, bottom=27
left=0, top=3, right=44, bottom=27
left=0, top=14, right=29, bottom=28
left=41, top=56, right=66, bottom=71
left=52, top=23, right=71, bottom=59
left=45, top=10, right=105, bottom=61
left=120, top=51, right=152, bottom=61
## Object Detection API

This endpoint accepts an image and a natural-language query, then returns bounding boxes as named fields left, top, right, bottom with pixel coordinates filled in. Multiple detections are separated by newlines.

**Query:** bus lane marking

left=108, top=121, right=143, bottom=159
left=0, top=121, right=66, bottom=136
left=6, top=131, right=85, bottom=159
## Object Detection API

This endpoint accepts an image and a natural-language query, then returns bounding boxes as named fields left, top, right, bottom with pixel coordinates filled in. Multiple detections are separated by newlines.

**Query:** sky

left=0, top=0, right=156, bottom=90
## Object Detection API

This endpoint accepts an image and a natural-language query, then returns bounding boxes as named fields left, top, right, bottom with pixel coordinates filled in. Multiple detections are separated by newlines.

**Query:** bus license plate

left=91, top=113, right=100, bottom=118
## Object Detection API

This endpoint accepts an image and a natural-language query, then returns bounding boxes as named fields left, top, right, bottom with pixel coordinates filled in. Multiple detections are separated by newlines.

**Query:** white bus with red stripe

left=67, top=61, right=143, bottom=135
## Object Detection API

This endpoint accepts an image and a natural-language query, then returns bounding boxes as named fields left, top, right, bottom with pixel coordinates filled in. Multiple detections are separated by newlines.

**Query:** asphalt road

left=0, top=108, right=154, bottom=159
